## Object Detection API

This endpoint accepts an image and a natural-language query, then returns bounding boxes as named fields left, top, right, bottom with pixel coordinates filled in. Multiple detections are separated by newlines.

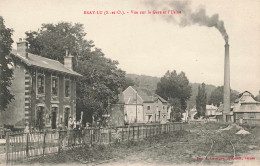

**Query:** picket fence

left=5, top=122, right=184, bottom=163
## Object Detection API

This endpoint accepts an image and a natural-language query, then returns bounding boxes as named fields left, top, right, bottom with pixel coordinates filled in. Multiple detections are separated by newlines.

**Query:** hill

left=125, top=73, right=237, bottom=108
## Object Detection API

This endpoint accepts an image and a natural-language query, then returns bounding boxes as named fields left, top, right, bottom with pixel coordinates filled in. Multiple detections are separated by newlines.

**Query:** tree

left=168, top=98, right=183, bottom=122
left=0, top=16, right=14, bottom=111
left=25, top=22, right=127, bottom=124
left=208, top=86, right=239, bottom=106
left=196, top=83, right=207, bottom=118
left=25, top=22, right=91, bottom=64
left=156, top=70, right=192, bottom=121
left=75, top=48, right=127, bottom=124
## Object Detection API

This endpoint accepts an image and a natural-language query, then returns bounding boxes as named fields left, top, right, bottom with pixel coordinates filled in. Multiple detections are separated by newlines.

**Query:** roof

left=239, top=91, right=260, bottom=104
left=123, top=86, right=168, bottom=104
left=233, top=91, right=260, bottom=113
left=11, top=49, right=82, bottom=76
left=131, top=86, right=167, bottom=103
left=206, top=104, right=218, bottom=110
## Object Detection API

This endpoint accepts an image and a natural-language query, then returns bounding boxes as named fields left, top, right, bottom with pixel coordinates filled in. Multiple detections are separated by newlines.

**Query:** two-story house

left=0, top=38, right=81, bottom=130
left=123, top=86, right=168, bottom=123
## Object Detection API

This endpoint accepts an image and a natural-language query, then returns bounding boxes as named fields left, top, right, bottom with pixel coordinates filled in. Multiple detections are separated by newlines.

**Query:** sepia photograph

left=0, top=0, right=260, bottom=165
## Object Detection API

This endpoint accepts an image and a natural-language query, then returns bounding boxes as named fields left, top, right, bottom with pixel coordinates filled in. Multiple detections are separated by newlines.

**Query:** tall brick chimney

left=64, top=50, right=73, bottom=70
left=223, top=41, right=230, bottom=122
left=17, top=38, right=28, bottom=58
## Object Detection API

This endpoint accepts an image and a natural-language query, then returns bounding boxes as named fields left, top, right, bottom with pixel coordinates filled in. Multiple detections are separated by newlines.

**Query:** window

left=37, top=74, right=45, bottom=94
left=147, top=106, right=150, bottom=110
left=52, top=77, right=58, bottom=96
left=65, top=79, right=70, bottom=97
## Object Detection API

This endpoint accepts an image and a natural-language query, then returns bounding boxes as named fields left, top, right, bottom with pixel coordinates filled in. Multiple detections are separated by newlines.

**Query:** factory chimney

left=223, top=41, right=230, bottom=122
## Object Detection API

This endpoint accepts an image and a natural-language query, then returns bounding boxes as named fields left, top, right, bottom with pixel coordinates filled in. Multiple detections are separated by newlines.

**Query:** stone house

left=0, top=39, right=81, bottom=130
left=122, top=86, right=168, bottom=123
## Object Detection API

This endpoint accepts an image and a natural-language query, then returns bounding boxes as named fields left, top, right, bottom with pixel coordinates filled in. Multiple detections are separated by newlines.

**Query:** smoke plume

left=148, top=0, right=229, bottom=43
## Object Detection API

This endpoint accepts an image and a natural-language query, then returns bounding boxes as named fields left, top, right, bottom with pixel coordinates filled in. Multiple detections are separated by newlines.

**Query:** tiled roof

left=233, top=91, right=260, bottom=112
left=11, top=49, right=82, bottom=76
left=239, top=91, right=260, bottom=104
left=131, top=86, right=167, bottom=103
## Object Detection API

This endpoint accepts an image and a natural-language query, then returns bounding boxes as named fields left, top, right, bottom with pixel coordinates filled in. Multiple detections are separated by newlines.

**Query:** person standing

left=24, top=123, right=29, bottom=134
left=68, top=117, right=73, bottom=145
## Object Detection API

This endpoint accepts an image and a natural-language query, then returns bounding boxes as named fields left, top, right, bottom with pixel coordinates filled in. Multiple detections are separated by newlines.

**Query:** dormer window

left=52, top=77, right=58, bottom=96
left=37, top=74, right=45, bottom=94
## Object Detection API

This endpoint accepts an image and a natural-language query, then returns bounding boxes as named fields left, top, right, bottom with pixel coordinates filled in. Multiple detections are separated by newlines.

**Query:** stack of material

left=236, top=129, right=250, bottom=135
left=218, top=123, right=251, bottom=135
left=219, top=123, right=243, bottom=131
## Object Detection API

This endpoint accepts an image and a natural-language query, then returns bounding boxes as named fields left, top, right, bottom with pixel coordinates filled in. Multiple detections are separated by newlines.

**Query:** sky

left=1, top=0, right=260, bottom=96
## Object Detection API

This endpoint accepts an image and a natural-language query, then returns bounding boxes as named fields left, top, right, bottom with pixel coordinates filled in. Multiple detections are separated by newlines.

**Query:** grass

left=17, top=123, right=260, bottom=165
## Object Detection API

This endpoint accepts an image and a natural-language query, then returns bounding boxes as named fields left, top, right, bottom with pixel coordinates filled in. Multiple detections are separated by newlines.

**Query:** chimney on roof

left=64, top=50, right=73, bottom=70
left=17, top=38, right=28, bottom=58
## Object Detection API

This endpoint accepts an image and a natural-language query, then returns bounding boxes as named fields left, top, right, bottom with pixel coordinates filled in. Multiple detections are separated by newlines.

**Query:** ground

left=14, top=123, right=260, bottom=166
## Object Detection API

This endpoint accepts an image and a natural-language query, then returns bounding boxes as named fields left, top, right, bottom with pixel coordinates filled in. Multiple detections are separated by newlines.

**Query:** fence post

left=145, top=125, right=147, bottom=138
left=122, top=127, right=124, bottom=142
left=109, top=128, right=111, bottom=144
left=90, top=129, right=92, bottom=146
left=6, top=132, right=9, bottom=164
left=58, top=130, right=61, bottom=153
left=137, top=126, right=139, bottom=140
left=42, top=131, right=46, bottom=157
left=132, top=126, right=135, bottom=140
left=127, top=126, right=129, bottom=142
left=26, top=133, right=29, bottom=160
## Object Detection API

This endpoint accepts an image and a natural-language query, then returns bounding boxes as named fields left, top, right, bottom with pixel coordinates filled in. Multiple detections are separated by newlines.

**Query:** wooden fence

left=5, top=122, right=184, bottom=163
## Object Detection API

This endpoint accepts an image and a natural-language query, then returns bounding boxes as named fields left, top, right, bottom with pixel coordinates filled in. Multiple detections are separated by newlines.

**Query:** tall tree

left=168, top=97, right=182, bottom=122
left=208, top=86, right=239, bottom=106
left=156, top=70, right=192, bottom=121
left=196, top=83, right=207, bottom=118
left=25, top=22, right=127, bottom=124
left=0, top=16, right=14, bottom=111
left=25, top=22, right=91, bottom=64
left=75, top=48, right=126, bottom=124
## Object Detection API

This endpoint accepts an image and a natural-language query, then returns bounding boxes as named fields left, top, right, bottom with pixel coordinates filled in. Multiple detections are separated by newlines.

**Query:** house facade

left=205, top=104, right=218, bottom=116
left=0, top=39, right=81, bottom=130
left=123, top=86, right=168, bottom=123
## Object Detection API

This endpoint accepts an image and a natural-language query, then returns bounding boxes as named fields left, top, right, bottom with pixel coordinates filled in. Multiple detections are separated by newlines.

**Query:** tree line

left=2, top=16, right=256, bottom=124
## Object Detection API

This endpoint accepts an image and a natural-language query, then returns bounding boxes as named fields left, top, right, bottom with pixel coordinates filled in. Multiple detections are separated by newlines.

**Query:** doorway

left=51, top=107, right=58, bottom=129
left=36, top=106, right=44, bottom=131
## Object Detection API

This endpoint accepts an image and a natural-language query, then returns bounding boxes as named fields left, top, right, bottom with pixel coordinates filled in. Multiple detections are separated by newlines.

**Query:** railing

left=5, top=122, right=184, bottom=163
